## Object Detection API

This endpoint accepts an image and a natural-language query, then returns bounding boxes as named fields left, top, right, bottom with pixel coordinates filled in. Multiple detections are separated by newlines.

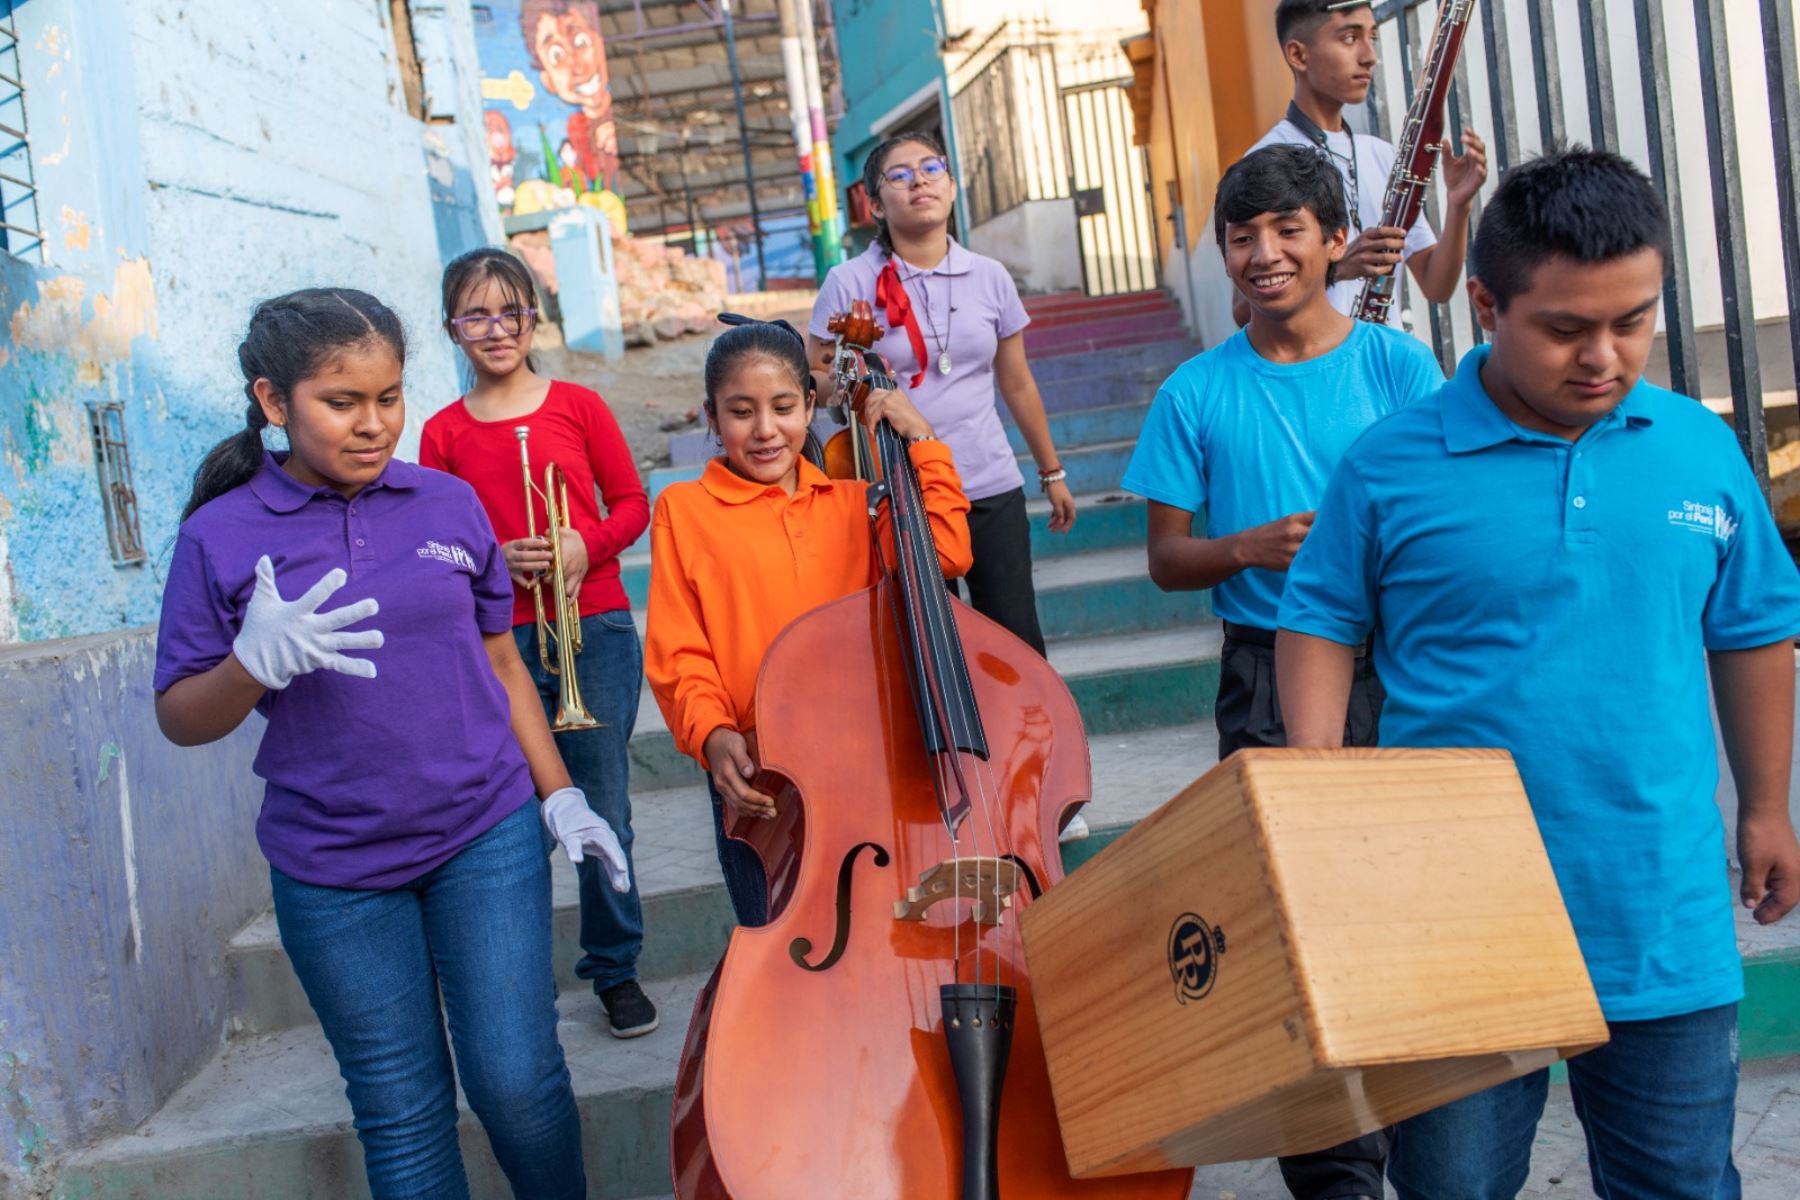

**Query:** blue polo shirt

left=1122, top=321, right=1444, bottom=628
left=1280, top=346, right=1800, bottom=1020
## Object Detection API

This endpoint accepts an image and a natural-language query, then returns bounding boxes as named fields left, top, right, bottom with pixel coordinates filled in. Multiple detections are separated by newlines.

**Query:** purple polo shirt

left=811, top=239, right=1029, bottom=501
left=154, top=453, right=534, bottom=890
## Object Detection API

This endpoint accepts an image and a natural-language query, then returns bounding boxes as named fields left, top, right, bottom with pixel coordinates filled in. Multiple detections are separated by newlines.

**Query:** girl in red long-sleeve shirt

left=420, top=248, right=658, bottom=1040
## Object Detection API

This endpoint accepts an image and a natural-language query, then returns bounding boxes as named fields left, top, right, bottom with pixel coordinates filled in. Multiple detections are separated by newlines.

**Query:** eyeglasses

left=880, top=157, right=950, bottom=189
left=449, top=309, right=537, bottom=341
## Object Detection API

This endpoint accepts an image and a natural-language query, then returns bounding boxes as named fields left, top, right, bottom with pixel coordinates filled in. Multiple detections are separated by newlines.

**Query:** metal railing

left=1368, top=0, right=1798, bottom=497
left=951, top=40, right=1070, bottom=228
left=0, top=5, right=44, bottom=261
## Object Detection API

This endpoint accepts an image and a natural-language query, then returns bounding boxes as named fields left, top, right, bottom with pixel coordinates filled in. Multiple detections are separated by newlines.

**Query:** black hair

left=440, top=246, right=542, bottom=377
left=1276, top=0, right=1373, bottom=46
left=181, top=289, right=406, bottom=521
left=861, top=132, right=951, bottom=254
left=704, top=314, right=824, bottom=469
left=1470, top=145, right=1672, bottom=310
left=1213, top=144, right=1349, bottom=284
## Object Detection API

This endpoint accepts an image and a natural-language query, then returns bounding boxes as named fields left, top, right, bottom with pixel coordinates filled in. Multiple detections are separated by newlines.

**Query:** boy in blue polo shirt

left=1123, top=142, right=1443, bottom=1200
left=1278, top=148, right=1800, bottom=1198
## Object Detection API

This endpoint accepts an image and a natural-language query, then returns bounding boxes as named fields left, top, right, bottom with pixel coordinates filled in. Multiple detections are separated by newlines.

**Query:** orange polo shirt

left=646, top=440, right=972, bottom=767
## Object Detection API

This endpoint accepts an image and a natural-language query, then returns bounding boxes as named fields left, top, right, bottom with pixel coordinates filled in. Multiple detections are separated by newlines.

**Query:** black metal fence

left=1368, top=0, right=1798, bottom=497
left=952, top=42, right=1068, bottom=229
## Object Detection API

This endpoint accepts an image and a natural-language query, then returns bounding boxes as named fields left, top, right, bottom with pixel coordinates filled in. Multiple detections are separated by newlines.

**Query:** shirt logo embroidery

left=416, top=540, right=477, bottom=571
left=1667, top=500, right=1738, bottom=544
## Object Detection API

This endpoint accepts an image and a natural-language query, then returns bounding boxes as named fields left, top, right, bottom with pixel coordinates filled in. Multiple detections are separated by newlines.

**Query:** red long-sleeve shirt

left=420, top=380, right=648, bottom=626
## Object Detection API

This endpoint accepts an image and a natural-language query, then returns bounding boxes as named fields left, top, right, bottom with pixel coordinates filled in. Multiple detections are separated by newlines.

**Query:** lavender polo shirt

left=811, top=239, right=1029, bottom=501
left=154, top=453, right=534, bottom=890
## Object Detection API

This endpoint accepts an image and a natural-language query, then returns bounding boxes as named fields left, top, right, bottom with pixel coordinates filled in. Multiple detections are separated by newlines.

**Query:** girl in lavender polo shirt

left=807, top=132, right=1077, bottom=658
left=153, top=289, right=627, bottom=1200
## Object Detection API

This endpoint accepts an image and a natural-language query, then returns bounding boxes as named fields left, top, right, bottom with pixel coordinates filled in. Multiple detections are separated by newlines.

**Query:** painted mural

left=476, top=0, right=627, bottom=234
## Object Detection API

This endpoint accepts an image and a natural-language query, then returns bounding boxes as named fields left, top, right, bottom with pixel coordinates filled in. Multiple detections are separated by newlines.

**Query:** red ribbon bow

left=874, top=259, right=928, bottom=389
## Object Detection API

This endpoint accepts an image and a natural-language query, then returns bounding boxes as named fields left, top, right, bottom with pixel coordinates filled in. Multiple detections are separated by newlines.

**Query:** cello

left=668, top=302, right=1192, bottom=1200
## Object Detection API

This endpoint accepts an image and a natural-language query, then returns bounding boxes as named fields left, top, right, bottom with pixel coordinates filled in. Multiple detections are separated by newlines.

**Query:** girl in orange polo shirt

left=645, top=317, right=972, bottom=927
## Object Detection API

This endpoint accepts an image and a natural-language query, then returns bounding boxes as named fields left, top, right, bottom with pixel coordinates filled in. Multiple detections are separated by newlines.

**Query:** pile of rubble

left=507, top=228, right=725, bottom=349
left=613, top=238, right=726, bottom=346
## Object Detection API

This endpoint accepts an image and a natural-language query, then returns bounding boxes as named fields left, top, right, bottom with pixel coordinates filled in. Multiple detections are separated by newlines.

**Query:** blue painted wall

left=0, top=0, right=498, bottom=645
left=0, top=629, right=265, bottom=1193
left=827, top=0, right=956, bottom=206
left=0, top=0, right=500, bottom=1190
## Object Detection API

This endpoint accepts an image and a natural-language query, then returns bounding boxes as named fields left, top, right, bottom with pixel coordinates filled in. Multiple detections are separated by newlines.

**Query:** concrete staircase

left=48, top=291, right=1800, bottom=1199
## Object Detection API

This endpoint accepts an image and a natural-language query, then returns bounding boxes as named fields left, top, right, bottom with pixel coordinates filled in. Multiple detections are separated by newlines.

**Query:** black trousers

left=1215, top=626, right=1388, bottom=1200
left=949, top=486, right=1047, bottom=656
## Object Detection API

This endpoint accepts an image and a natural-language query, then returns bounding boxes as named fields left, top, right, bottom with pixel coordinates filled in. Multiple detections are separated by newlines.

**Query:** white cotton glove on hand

left=232, top=555, right=385, bottom=690
left=541, top=787, right=631, bottom=893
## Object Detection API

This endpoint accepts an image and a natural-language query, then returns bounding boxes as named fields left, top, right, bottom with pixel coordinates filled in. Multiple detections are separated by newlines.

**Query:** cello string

left=877, top=415, right=994, bottom=993
left=883, top=421, right=1010, bottom=995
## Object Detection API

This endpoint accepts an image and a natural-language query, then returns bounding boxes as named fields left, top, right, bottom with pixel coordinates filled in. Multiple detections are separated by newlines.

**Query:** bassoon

left=1354, top=0, right=1476, bottom=324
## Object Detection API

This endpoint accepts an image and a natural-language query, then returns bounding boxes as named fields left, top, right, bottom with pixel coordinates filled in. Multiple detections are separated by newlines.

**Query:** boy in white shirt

left=1231, top=0, right=1486, bottom=328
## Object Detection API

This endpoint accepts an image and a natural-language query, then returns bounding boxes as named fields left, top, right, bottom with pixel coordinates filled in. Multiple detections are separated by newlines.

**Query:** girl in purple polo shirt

left=807, top=131, right=1076, bottom=658
left=153, top=289, right=626, bottom=1200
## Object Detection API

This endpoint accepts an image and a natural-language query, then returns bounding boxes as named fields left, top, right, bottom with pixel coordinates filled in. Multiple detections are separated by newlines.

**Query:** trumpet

left=515, top=425, right=602, bottom=731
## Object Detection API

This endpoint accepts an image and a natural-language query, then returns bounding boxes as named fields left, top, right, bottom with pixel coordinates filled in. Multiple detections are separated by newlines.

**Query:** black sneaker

left=599, top=980, right=659, bottom=1039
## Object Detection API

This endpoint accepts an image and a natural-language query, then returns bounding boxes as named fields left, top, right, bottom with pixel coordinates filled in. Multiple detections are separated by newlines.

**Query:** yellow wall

left=1136, top=0, right=1293, bottom=328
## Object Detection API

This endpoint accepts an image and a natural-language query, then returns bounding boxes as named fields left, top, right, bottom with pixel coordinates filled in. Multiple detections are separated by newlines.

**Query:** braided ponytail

left=181, top=289, right=406, bottom=520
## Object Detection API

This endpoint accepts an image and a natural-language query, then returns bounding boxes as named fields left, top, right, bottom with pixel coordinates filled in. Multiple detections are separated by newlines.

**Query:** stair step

left=1026, top=337, right=1194, bottom=386
left=1003, top=399, right=1148, bottom=455
left=620, top=490, right=1154, bottom=608
left=1024, top=295, right=1177, bottom=330
left=225, top=721, right=1225, bottom=1043
left=1022, top=288, right=1173, bottom=317
left=648, top=427, right=1138, bottom=504
left=622, top=621, right=1220, bottom=794
left=1025, top=311, right=1186, bottom=356
left=61, top=974, right=709, bottom=1200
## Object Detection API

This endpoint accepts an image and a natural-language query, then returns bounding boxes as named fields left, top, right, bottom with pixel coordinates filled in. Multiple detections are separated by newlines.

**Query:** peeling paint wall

left=0, top=0, right=499, bottom=646
left=0, top=0, right=501, bottom=1190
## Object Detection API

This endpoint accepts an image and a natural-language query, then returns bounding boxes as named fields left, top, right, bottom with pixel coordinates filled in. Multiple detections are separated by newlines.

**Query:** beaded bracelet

left=1037, top=467, right=1067, bottom=492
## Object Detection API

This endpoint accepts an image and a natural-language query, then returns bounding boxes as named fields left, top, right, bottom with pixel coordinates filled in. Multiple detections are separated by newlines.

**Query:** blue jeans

left=1389, top=1003, right=1741, bottom=1200
left=707, top=780, right=769, bottom=927
left=271, top=802, right=585, bottom=1200
left=514, top=609, right=645, bottom=992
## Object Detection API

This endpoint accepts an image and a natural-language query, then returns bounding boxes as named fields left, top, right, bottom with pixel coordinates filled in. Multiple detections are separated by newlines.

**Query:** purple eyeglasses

left=449, top=309, right=537, bottom=341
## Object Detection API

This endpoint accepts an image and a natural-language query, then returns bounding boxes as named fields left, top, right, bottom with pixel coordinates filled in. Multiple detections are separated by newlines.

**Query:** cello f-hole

left=788, top=841, right=891, bottom=972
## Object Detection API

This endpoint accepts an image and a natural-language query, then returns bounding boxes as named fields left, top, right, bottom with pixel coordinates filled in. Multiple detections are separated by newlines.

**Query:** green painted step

left=619, top=491, right=1156, bottom=607
left=1002, top=400, right=1149, bottom=455
left=624, top=624, right=1222, bottom=794
left=643, top=435, right=1137, bottom=506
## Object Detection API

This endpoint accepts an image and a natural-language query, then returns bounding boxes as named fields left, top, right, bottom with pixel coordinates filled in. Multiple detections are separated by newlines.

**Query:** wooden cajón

left=1019, top=748, right=1608, bottom=1177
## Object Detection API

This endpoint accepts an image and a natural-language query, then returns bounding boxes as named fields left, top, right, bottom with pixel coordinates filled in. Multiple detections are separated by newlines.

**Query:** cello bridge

left=894, top=857, right=1023, bottom=926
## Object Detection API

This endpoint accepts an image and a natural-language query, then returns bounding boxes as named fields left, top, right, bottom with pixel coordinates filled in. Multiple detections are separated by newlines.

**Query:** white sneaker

left=1058, top=813, right=1090, bottom=843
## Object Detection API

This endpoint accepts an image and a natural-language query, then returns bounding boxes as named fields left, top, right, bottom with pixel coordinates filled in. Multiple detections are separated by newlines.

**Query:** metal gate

left=1061, top=80, right=1158, bottom=296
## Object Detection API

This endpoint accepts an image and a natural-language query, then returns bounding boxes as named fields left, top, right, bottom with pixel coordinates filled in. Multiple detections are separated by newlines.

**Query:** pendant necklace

left=900, top=255, right=954, bottom=375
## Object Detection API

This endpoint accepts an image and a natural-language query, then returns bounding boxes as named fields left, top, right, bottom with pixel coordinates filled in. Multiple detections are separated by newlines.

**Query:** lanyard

left=1284, top=102, right=1363, bottom=233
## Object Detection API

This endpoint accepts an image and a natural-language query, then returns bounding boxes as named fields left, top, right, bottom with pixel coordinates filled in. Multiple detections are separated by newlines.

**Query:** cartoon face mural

left=476, top=0, right=625, bottom=228
left=521, top=0, right=617, bottom=193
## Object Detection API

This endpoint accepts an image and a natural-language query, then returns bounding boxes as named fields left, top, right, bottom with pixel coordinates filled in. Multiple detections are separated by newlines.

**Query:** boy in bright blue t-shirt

left=1278, top=148, right=1800, bottom=1198
left=1123, top=142, right=1442, bottom=1200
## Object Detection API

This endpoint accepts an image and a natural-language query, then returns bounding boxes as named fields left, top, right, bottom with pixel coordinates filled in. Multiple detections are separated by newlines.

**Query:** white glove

left=541, top=787, right=631, bottom=893
left=232, top=555, right=384, bottom=690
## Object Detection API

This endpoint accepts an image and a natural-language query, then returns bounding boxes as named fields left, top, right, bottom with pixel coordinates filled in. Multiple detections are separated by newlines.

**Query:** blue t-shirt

left=1279, top=346, right=1800, bottom=1021
left=1122, top=321, right=1444, bottom=628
